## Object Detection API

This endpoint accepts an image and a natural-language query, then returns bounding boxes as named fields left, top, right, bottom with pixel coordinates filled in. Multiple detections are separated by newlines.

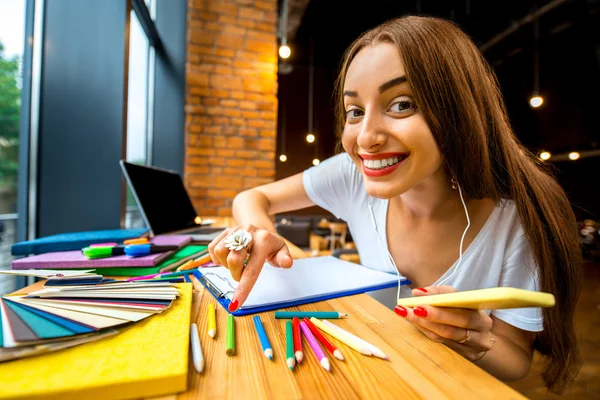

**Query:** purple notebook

left=11, top=235, right=192, bottom=270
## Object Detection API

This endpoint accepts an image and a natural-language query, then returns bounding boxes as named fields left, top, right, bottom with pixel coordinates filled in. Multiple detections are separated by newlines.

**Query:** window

left=125, top=0, right=156, bottom=229
left=0, top=0, right=26, bottom=293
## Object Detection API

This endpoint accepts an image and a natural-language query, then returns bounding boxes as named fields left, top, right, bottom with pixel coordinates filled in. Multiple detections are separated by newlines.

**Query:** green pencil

left=285, top=320, right=295, bottom=371
left=226, top=315, right=235, bottom=356
left=274, top=311, right=348, bottom=319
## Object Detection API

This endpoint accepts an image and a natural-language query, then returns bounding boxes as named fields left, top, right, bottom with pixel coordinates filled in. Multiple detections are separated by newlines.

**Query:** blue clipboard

left=192, top=270, right=411, bottom=316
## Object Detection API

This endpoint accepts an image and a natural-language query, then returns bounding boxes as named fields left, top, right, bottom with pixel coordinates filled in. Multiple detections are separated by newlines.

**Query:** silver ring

left=458, top=329, right=471, bottom=344
left=224, top=230, right=252, bottom=251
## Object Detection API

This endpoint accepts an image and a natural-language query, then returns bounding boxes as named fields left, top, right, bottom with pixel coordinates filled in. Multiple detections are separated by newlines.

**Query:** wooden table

left=14, top=218, right=526, bottom=399
left=163, top=218, right=525, bottom=399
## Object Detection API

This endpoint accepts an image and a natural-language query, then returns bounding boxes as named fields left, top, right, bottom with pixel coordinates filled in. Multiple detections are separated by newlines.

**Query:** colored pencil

left=322, top=320, right=388, bottom=360
left=176, top=257, right=208, bottom=272
left=309, top=318, right=372, bottom=356
left=190, top=323, right=204, bottom=373
left=123, top=237, right=148, bottom=245
left=303, top=318, right=344, bottom=360
left=127, top=270, right=194, bottom=282
left=292, top=317, right=303, bottom=363
left=285, top=320, right=295, bottom=370
left=194, top=253, right=213, bottom=265
left=226, top=314, right=235, bottom=356
left=274, top=311, right=348, bottom=319
left=253, top=315, right=273, bottom=360
left=207, top=303, right=216, bottom=338
left=299, top=320, right=331, bottom=371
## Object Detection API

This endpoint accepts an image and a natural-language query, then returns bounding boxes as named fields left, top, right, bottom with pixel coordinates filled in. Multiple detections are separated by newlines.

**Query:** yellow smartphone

left=396, top=287, right=555, bottom=310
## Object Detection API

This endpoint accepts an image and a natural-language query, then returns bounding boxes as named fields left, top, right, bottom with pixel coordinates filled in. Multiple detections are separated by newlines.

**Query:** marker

left=124, top=244, right=179, bottom=257
left=82, top=246, right=126, bottom=259
left=89, top=242, right=118, bottom=248
left=253, top=316, right=273, bottom=360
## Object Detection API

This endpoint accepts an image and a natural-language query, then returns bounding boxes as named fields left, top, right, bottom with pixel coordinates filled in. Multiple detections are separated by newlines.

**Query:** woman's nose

left=356, top=113, right=387, bottom=151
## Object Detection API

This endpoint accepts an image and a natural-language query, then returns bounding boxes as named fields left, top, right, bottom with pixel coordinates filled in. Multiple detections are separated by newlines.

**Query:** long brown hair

left=334, top=16, right=582, bottom=393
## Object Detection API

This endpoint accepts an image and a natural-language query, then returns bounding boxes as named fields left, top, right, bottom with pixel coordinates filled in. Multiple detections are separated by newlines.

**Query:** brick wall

left=185, top=0, right=278, bottom=217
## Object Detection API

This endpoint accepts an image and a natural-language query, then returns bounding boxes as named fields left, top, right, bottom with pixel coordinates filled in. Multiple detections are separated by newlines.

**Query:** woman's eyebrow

left=343, top=75, right=408, bottom=99
left=378, top=76, right=407, bottom=93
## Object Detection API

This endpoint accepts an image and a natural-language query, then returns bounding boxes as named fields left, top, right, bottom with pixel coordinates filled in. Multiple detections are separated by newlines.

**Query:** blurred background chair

left=325, top=222, right=347, bottom=252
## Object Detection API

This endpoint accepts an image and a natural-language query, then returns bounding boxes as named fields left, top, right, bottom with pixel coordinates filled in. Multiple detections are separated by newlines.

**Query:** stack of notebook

left=0, top=281, right=192, bottom=400
left=0, top=278, right=180, bottom=362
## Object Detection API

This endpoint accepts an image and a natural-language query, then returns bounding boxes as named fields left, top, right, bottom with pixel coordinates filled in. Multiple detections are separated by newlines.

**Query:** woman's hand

left=208, top=225, right=293, bottom=312
left=395, top=285, right=495, bottom=361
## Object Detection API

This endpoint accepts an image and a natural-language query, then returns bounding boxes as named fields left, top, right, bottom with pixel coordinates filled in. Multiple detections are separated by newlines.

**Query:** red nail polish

left=228, top=298, right=239, bottom=312
left=413, top=306, right=428, bottom=317
left=394, top=305, right=407, bottom=317
left=416, top=288, right=428, bottom=293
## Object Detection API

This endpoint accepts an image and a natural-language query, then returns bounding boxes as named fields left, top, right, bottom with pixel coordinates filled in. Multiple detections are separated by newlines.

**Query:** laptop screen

left=120, top=161, right=199, bottom=235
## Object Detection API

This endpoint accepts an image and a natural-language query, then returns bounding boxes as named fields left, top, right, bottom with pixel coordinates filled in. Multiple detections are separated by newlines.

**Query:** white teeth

left=363, top=156, right=406, bottom=170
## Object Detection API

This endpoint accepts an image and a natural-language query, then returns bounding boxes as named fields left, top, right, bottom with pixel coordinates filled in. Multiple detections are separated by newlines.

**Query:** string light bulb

left=539, top=151, right=551, bottom=160
left=279, top=154, right=287, bottom=162
left=306, top=133, right=315, bottom=143
left=312, top=158, right=320, bottom=166
left=568, top=152, right=580, bottom=160
left=529, top=96, right=544, bottom=108
left=279, top=45, right=291, bottom=59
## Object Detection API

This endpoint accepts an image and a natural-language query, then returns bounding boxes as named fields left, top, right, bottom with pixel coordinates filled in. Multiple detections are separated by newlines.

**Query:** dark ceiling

left=276, top=0, right=600, bottom=219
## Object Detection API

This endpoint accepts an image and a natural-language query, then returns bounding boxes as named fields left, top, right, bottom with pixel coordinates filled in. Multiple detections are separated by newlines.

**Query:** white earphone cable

left=367, top=182, right=470, bottom=298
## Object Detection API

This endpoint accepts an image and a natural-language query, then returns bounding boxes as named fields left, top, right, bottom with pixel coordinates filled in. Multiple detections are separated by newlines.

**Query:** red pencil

left=303, top=318, right=344, bottom=361
left=292, top=317, right=304, bottom=363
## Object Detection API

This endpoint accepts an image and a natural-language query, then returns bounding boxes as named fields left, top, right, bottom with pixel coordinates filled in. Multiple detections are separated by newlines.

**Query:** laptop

left=119, top=160, right=226, bottom=242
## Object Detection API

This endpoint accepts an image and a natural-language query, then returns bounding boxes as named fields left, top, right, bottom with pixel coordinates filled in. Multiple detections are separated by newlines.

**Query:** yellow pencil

left=309, top=318, right=372, bottom=356
left=208, top=303, right=216, bottom=338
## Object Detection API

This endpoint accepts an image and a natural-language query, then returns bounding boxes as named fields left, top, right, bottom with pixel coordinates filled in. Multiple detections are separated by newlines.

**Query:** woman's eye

left=389, top=98, right=417, bottom=113
left=345, top=108, right=363, bottom=119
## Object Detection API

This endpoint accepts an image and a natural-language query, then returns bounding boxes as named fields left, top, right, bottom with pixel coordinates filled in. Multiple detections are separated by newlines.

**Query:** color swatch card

left=11, top=235, right=192, bottom=270
left=0, top=283, right=192, bottom=400
left=195, top=256, right=409, bottom=315
left=0, top=279, right=181, bottom=362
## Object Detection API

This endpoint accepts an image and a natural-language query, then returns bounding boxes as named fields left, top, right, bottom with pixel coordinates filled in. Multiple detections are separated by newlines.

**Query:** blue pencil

left=253, top=315, right=273, bottom=360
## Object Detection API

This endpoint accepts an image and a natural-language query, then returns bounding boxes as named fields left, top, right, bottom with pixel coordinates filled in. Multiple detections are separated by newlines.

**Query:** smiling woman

left=208, top=15, right=581, bottom=394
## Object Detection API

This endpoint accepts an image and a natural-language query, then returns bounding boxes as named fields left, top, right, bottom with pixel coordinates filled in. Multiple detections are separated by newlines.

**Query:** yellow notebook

left=0, top=283, right=192, bottom=400
left=397, top=287, right=555, bottom=310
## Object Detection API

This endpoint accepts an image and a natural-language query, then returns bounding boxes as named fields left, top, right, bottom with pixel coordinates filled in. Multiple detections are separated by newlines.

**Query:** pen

left=190, top=323, right=204, bottom=373
left=124, top=244, right=179, bottom=257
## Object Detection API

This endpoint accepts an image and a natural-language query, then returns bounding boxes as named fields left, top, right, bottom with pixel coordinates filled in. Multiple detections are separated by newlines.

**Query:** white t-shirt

left=303, top=153, right=543, bottom=332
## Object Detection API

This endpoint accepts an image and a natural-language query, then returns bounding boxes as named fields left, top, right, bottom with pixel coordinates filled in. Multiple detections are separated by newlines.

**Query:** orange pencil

left=123, top=237, right=149, bottom=245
